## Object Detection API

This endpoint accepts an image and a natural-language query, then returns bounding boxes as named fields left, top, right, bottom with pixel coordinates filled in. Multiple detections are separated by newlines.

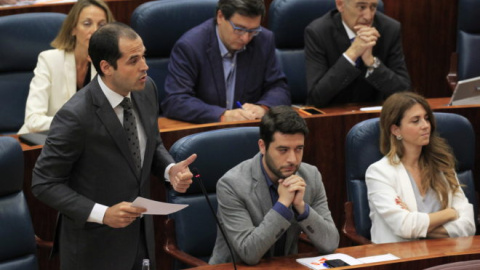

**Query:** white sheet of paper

left=131, top=197, right=188, bottom=215
left=358, top=253, right=400, bottom=264
left=296, top=253, right=400, bottom=270
left=360, top=106, right=382, bottom=112
left=296, top=253, right=363, bottom=269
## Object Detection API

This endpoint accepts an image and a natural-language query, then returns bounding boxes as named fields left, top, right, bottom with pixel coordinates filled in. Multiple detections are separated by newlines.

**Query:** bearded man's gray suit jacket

left=209, top=153, right=339, bottom=265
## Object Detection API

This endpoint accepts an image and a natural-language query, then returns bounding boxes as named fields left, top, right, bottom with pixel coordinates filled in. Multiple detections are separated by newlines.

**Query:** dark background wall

left=383, top=0, right=458, bottom=99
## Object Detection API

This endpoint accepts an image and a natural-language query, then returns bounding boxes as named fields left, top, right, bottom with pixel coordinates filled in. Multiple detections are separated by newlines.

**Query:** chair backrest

left=0, top=12, right=66, bottom=134
left=131, top=0, right=218, bottom=115
left=345, top=112, right=477, bottom=240
left=457, top=0, right=480, bottom=80
left=167, top=127, right=259, bottom=268
left=268, top=0, right=383, bottom=105
left=0, top=137, right=38, bottom=270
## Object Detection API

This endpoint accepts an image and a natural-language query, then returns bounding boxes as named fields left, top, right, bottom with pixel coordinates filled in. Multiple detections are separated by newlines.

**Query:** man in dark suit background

left=31, top=22, right=196, bottom=270
left=162, top=0, right=290, bottom=124
left=305, top=0, right=411, bottom=108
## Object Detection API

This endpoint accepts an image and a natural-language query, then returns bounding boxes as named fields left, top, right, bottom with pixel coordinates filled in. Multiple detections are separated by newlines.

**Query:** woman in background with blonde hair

left=366, top=92, right=475, bottom=243
left=19, top=0, right=114, bottom=134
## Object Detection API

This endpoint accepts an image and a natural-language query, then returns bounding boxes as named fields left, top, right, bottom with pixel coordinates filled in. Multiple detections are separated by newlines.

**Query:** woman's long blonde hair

left=51, top=0, right=115, bottom=51
left=380, top=92, right=459, bottom=208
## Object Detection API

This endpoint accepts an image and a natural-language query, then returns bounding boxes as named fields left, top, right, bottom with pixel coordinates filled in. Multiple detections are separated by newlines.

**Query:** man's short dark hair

left=216, top=0, right=265, bottom=20
left=88, top=22, right=139, bottom=76
left=260, top=106, right=309, bottom=149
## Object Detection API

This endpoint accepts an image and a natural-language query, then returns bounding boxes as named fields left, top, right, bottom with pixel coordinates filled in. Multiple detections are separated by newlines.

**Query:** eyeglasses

left=228, top=20, right=262, bottom=37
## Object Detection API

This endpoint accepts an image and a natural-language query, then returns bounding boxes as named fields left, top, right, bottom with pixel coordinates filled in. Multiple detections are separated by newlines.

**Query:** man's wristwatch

left=367, top=57, right=380, bottom=70
left=366, top=57, right=380, bottom=77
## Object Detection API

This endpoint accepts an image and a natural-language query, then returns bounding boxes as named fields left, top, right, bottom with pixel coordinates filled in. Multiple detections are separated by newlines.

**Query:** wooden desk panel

left=16, top=98, right=480, bottom=270
left=189, top=236, right=480, bottom=270
left=383, top=0, right=458, bottom=99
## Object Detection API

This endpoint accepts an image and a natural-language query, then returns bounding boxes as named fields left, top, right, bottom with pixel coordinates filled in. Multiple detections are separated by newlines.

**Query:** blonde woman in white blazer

left=366, top=92, right=475, bottom=244
left=18, top=0, right=114, bottom=134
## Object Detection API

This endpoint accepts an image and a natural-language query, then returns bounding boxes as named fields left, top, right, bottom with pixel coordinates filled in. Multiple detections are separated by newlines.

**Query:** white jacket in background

left=18, top=49, right=96, bottom=134
left=366, top=156, right=475, bottom=244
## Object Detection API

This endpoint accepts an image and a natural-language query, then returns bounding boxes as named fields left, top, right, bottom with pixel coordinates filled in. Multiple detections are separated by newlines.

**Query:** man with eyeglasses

left=305, top=0, right=411, bottom=108
left=162, top=0, right=290, bottom=124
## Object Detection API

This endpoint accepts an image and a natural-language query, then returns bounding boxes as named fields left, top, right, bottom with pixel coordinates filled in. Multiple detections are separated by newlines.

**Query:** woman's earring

left=396, top=135, right=403, bottom=141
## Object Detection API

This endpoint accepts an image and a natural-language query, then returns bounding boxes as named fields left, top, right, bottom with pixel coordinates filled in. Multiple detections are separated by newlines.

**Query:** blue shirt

left=216, top=27, right=245, bottom=110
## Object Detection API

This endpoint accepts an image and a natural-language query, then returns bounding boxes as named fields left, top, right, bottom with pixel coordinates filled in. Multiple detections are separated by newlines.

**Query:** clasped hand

left=346, top=25, right=381, bottom=66
left=277, top=175, right=306, bottom=214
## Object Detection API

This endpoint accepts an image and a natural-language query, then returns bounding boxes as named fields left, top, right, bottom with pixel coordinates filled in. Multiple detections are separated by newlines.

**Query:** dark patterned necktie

left=120, top=97, right=141, bottom=173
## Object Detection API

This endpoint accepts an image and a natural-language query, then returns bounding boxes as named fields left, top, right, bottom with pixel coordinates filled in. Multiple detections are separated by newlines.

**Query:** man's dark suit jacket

left=305, top=10, right=411, bottom=108
left=162, top=18, right=291, bottom=123
left=31, top=77, right=174, bottom=270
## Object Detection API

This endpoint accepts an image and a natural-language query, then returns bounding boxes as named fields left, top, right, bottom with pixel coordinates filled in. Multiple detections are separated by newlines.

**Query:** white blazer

left=366, top=156, right=475, bottom=244
left=18, top=49, right=97, bottom=134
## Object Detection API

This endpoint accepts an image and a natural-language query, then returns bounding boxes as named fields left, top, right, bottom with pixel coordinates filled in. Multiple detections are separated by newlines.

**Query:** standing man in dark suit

left=305, top=0, right=411, bottom=108
left=162, top=0, right=290, bottom=124
left=31, top=22, right=196, bottom=270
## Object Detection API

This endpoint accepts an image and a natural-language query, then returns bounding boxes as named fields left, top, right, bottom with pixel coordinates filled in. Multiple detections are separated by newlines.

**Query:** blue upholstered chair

left=447, top=0, right=480, bottom=89
left=0, top=137, right=38, bottom=269
left=0, top=13, right=66, bottom=134
left=456, top=0, right=480, bottom=81
left=130, top=0, right=218, bottom=115
left=165, top=127, right=260, bottom=269
left=268, top=0, right=383, bottom=105
left=344, top=113, right=478, bottom=244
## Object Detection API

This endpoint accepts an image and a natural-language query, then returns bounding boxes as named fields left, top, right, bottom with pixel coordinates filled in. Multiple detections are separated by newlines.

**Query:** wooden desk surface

left=190, top=236, right=480, bottom=270
left=15, top=97, right=480, bottom=270
left=156, top=97, right=459, bottom=149
left=16, top=98, right=457, bottom=152
left=157, top=97, right=453, bottom=133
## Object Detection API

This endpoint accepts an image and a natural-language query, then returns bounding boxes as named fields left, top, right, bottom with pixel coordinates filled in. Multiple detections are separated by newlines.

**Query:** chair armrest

left=163, top=218, right=209, bottom=267
left=35, top=235, right=53, bottom=249
left=342, top=201, right=372, bottom=245
left=446, top=52, right=458, bottom=92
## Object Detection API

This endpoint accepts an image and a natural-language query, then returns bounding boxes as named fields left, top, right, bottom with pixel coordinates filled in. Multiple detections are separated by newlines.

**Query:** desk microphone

left=191, top=168, right=237, bottom=270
